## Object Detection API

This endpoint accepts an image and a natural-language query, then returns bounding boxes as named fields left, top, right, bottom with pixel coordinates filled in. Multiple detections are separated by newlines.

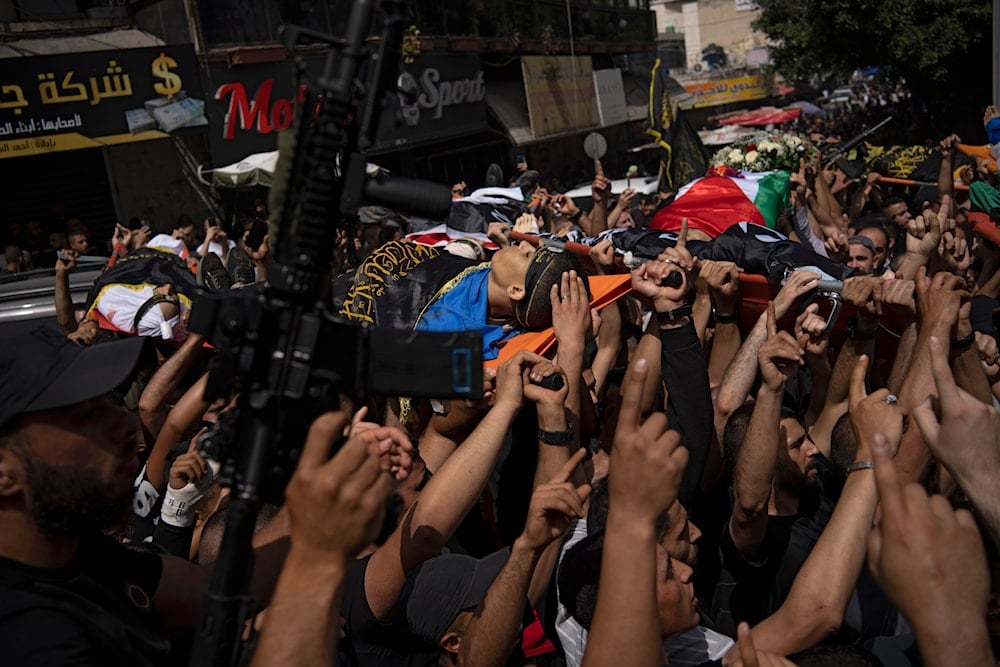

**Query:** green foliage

left=753, top=0, right=991, bottom=85
left=752, top=0, right=993, bottom=137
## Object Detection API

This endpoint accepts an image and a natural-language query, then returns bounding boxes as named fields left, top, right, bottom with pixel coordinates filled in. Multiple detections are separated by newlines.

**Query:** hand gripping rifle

left=187, top=3, right=483, bottom=664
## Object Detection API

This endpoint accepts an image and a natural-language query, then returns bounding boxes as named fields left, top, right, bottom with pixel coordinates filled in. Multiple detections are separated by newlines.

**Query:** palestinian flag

left=649, top=170, right=791, bottom=238
left=405, top=224, right=498, bottom=251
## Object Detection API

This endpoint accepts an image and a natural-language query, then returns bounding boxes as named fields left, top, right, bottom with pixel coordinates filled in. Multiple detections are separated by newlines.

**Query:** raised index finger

left=595, top=159, right=604, bottom=177
left=848, top=354, right=870, bottom=409
left=766, top=301, right=777, bottom=339
left=549, top=447, right=589, bottom=485
left=676, top=217, right=689, bottom=251
left=616, top=357, right=649, bottom=437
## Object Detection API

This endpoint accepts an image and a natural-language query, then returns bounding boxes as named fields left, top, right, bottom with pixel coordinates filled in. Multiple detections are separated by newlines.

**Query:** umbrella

left=788, top=100, right=825, bottom=116
left=203, top=151, right=279, bottom=188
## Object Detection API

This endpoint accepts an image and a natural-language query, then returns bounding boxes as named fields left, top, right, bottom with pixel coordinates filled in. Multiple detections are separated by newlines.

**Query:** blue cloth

left=987, top=117, right=1000, bottom=145
left=415, top=266, right=519, bottom=360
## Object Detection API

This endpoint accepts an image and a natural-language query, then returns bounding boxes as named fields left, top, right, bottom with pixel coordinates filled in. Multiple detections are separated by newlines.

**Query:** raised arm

left=729, top=304, right=803, bottom=557
left=54, top=249, right=80, bottom=333
left=631, top=221, right=711, bottom=504
left=745, top=357, right=903, bottom=655
left=582, top=358, right=688, bottom=667
left=137, top=332, right=206, bottom=446
left=914, top=336, right=1000, bottom=549
left=714, top=271, right=819, bottom=443
left=461, top=451, right=590, bottom=667
left=700, top=260, right=743, bottom=386
left=364, top=352, right=539, bottom=621
left=866, top=432, right=995, bottom=667
left=807, top=277, right=881, bottom=454
left=249, top=412, right=402, bottom=667
left=584, top=160, right=612, bottom=235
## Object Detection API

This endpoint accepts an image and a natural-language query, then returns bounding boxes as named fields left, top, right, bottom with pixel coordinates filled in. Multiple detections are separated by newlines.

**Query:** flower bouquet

left=709, top=131, right=817, bottom=175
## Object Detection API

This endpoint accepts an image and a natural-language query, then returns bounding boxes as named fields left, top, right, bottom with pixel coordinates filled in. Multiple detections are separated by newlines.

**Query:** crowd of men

left=1, top=105, right=1000, bottom=667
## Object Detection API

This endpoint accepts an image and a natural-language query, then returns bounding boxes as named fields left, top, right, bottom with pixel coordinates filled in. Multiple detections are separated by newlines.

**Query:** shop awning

left=485, top=79, right=536, bottom=146
left=487, top=75, right=644, bottom=147
left=0, top=29, right=164, bottom=58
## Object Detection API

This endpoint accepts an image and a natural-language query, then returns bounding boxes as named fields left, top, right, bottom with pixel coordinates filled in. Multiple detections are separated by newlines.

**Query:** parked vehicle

left=0, top=257, right=104, bottom=333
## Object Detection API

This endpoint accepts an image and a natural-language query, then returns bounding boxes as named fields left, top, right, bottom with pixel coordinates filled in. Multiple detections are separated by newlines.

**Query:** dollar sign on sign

left=152, top=52, right=182, bottom=98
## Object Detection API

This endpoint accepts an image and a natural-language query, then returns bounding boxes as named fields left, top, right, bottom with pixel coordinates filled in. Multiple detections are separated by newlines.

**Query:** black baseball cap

left=400, top=548, right=510, bottom=644
left=0, top=326, right=146, bottom=429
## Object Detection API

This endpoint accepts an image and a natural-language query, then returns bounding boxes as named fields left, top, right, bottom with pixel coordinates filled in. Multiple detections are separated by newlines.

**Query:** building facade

left=0, top=0, right=660, bottom=244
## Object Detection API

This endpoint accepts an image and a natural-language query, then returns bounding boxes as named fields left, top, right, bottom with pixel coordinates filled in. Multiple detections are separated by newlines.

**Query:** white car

left=562, top=175, right=661, bottom=201
left=0, top=258, right=104, bottom=333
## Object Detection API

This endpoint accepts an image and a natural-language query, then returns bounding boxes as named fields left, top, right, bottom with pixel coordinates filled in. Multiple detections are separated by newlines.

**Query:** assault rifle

left=187, top=2, right=483, bottom=664
left=822, top=115, right=893, bottom=165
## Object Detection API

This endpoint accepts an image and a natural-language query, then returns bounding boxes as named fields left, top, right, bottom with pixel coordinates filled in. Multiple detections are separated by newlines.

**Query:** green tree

left=753, top=0, right=993, bottom=139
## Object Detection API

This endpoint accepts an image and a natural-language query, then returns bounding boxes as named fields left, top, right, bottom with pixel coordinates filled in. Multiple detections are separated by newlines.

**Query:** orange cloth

left=484, top=274, right=632, bottom=370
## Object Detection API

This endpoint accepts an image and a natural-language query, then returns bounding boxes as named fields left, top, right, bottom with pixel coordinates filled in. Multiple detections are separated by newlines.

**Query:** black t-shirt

left=709, top=491, right=835, bottom=637
left=340, top=555, right=442, bottom=667
left=0, top=534, right=170, bottom=666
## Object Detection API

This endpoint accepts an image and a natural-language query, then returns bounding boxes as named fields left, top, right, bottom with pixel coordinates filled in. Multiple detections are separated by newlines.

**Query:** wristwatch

left=655, top=304, right=693, bottom=325
left=537, top=425, right=574, bottom=445
left=951, top=331, right=975, bottom=349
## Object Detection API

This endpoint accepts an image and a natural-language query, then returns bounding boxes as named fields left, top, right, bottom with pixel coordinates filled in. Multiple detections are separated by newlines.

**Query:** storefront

left=202, top=52, right=495, bottom=189
left=0, top=40, right=208, bottom=241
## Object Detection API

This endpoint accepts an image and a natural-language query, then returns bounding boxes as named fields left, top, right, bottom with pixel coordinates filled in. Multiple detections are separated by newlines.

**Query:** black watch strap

left=656, top=304, right=693, bottom=324
left=537, top=426, right=574, bottom=445
left=713, top=308, right=738, bottom=323
left=951, top=331, right=975, bottom=349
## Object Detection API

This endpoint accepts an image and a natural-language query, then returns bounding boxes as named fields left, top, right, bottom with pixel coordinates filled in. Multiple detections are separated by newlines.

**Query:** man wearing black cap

left=0, top=328, right=173, bottom=664
left=0, top=326, right=406, bottom=665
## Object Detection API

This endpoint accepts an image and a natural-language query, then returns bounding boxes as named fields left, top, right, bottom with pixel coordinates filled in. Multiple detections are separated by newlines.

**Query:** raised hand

left=758, top=302, right=803, bottom=391
left=915, top=266, right=969, bottom=332
left=772, top=269, right=820, bottom=319
left=551, top=269, right=592, bottom=346
left=520, top=449, right=592, bottom=551
left=487, top=222, right=512, bottom=248
left=168, top=438, right=210, bottom=490
left=630, top=219, right=694, bottom=311
left=880, top=275, right=916, bottom=318
left=610, top=358, right=689, bottom=522
left=848, top=355, right=903, bottom=458
left=55, top=247, right=78, bottom=274
left=587, top=238, right=616, bottom=275
left=285, top=412, right=401, bottom=562
left=698, top=259, right=742, bottom=312
left=841, top=276, right=883, bottom=320
left=912, top=336, right=1000, bottom=503
left=823, top=230, right=849, bottom=261
left=975, top=332, right=1000, bottom=382
left=938, top=230, right=972, bottom=277
left=866, top=435, right=994, bottom=665
left=794, top=302, right=829, bottom=357
left=592, top=160, right=611, bottom=205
